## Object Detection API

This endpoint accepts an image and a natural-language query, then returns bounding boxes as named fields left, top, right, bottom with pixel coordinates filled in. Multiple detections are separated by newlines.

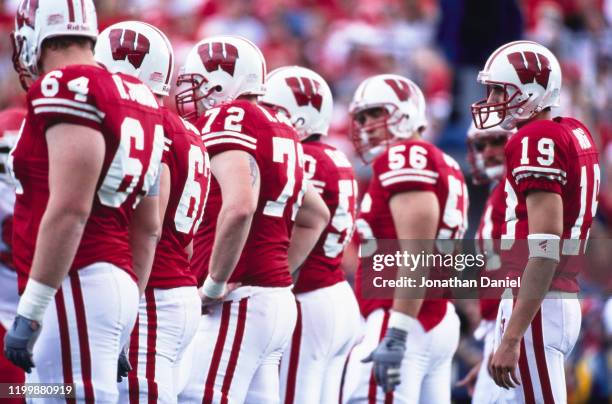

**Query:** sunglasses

left=472, top=135, right=507, bottom=152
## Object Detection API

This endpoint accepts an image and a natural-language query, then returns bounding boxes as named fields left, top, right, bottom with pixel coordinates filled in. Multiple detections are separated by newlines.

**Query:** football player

left=0, top=108, right=26, bottom=404
left=175, top=36, right=329, bottom=403
left=341, top=74, right=468, bottom=403
left=456, top=121, right=512, bottom=403
left=95, top=21, right=210, bottom=403
left=260, top=66, right=363, bottom=404
left=471, top=40, right=599, bottom=403
left=4, top=1, right=164, bottom=401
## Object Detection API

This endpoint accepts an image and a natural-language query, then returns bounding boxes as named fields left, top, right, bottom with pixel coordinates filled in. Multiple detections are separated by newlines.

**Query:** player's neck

left=406, top=131, right=423, bottom=142
left=517, top=110, right=552, bottom=129
left=237, top=94, right=258, bottom=104
left=156, top=95, right=165, bottom=107
left=40, top=48, right=98, bottom=75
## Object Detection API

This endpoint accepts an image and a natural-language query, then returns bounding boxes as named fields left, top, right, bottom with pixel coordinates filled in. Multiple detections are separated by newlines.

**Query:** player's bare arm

left=202, top=150, right=260, bottom=299
left=158, top=163, right=172, bottom=224
left=389, top=190, right=439, bottom=319
left=490, top=191, right=562, bottom=389
left=28, top=124, right=105, bottom=289
left=288, top=183, right=330, bottom=275
left=7, top=124, right=105, bottom=372
left=129, top=195, right=161, bottom=295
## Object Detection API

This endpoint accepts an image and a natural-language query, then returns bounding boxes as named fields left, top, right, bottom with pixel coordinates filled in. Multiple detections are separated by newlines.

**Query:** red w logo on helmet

left=507, top=52, right=551, bottom=88
left=16, top=0, right=38, bottom=29
left=109, top=29, right=150, bottom=69
left=198, top=43, right=239, bottom=76
left=384, top=79, right=412, bottom=102
left=285, top=77, right=323, bottom=111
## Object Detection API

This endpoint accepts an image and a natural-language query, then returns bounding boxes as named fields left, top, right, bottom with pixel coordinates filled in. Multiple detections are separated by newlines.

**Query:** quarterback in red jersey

left=0, top=108, right=26, bottom=403
left=458, top=121, right=512, bottom=403
left=176, top=36, right=329, bottom=403
left=4, top=1, right=164, bottom=401
left=342, top=74, right=468, bottom=403
left=472, top=40, right=599, bottom=403
left=95, top=21, right=210, bottom=402
left=260, top=66, right=363, bottom=404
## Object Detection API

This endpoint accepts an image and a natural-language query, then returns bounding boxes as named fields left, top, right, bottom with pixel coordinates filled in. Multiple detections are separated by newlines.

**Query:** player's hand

left=361, top=327, right=407, bottom=393
left=490, top=338, right=521, bottom=389
left=117, top=345, right=132, bottom=382
left=200, top=282, right=241, bottom=314
left=3, top=314, right=41, bottom=373
left=456, top=359, right=482, bottom=396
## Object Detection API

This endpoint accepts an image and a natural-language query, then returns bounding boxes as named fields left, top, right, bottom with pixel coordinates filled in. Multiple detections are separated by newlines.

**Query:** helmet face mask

left=471, top=82, right=527, bottom=130
left=11, top=31, right=32, bottom=90
left=175, top=73, right=217, bottom=122
left=350, top=105, right=399, bottom=163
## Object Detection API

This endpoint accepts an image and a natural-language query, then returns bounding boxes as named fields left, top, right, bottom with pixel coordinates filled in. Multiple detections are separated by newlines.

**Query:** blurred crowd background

left=1, top=0, right=611, bottom=402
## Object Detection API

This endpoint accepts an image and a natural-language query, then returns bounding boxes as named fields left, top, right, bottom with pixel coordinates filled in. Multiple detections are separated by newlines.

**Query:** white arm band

left=17, top=279, right=58, bottom=323
left=527, top=233, right=561, bottom=262
left=200, top=276, right=227, bottom=299
left=388, top=310, right=420, bottom=333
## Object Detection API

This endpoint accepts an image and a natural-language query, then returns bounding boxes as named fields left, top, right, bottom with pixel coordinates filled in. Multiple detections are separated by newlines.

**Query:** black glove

left=362, top=327, right=407, bottom=393
left=3, top=314, right=41, bottom=373
left=117, top=346, right=132, bottom=382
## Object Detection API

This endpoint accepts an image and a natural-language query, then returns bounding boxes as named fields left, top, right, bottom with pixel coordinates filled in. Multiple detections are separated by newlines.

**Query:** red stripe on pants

left=338, top=343, right=356, bottom=404
left=203, top=301, right=232, bottom=404
left=513, top=298, right=536, bottom=404
left=518, top=338, right=535, bottom=404
left=531, top=310, right=554, bottom=403
left=368, top=310, right=390, bottom=404
left=284, top=300, right=302, bottom=404
left=56, top=289, right=76, bottom=404
left=128, top=317, right=140, bottom=404
left=145, top=289, right=159, bottom=404
left=70, top=273, right=95, bottom=403
left=220, top=298, right=249, bottom=404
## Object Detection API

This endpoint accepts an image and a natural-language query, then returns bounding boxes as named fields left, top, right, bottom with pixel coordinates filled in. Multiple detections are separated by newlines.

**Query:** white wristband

left=528, top=233, right=561, bottom=262
left=200, top=276, right=227, bottom=299
left=17, top=279, right=57, bottom=323
left=388, top=311, right=420, bottom=334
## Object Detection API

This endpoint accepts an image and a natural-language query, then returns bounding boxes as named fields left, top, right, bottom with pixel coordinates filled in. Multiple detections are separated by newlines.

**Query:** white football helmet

left=466, top=119, right=514, bottom=184
left=12, top=0, right=98, bottom=89
left=95, top=21, right=174, bottom=96
left=471, top=41, right=562, bottom=130
left=175, top=35, right=266, bottom=121
left=260, top=66, right=333, bottom=140
left=349, top=74, right=427, bottom=160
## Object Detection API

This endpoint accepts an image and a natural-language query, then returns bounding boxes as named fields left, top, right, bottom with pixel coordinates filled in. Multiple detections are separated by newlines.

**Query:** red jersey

left=0, top=108, right=25, bottom=271
left=147, top=108, right=210, bottom=289
left=355, top=140, right=469, bottom=331
left=293, top=140, right=358, bottom=294
left=501, top=117, right=600, bottom=293
left=191, top=100, right=304, bottom=287
left=476, top=180, right=506, bottom=320
left=10, top=65, right=164, bottom=292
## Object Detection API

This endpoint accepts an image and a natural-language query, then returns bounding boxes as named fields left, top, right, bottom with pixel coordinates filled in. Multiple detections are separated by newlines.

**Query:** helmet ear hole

left=214, top=85, right=223, bottom=92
